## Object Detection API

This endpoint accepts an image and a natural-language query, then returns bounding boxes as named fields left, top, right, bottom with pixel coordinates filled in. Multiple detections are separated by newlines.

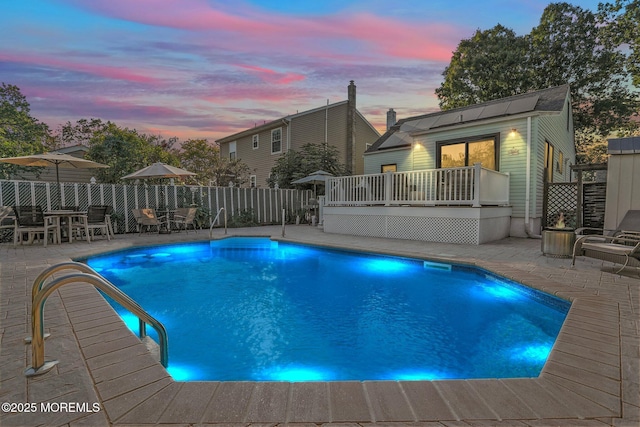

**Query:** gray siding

left=354, top=112, right=381, bottom=175
left=219, top=102, right=379, bottom=186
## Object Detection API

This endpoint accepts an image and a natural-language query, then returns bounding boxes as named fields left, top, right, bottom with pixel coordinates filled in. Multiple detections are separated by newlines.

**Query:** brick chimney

left=386, top=108, right=396, bottom=130
left=346, top=80, right=356, bottom=174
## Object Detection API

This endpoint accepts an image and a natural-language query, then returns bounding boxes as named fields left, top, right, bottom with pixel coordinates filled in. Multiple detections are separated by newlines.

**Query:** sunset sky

left=1, top=0, right=602, bottom=144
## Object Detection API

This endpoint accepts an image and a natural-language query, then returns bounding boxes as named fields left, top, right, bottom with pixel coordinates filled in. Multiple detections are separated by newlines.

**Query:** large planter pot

left=541, top=228, right=576, bottom=258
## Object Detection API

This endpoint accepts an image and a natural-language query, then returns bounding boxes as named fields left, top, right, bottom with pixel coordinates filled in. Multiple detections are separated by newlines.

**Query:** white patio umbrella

left=122, top=162, right=197, bottom=210
left=291, top=170, right=334, bottom=195
left=0, top=152, right=109, bottom=205
left=122, top=162, right=197, bottom=180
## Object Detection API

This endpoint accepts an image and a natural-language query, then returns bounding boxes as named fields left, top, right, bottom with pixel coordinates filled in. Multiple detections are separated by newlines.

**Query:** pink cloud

left=234, top=64, right=305, bottom=85
left=0, top=52, right=162, bottom=84
left=67, top=0, right=460, bottom=63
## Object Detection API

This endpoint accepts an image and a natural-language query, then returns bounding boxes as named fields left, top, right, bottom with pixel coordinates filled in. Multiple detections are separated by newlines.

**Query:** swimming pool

left=84, top=237, right=570, bottom=382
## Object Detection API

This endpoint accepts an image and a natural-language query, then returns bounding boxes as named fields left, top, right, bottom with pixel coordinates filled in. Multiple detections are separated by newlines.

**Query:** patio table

left=156, top=209, right=175, bottom=234
left=44, top=210, right=89, bottom=243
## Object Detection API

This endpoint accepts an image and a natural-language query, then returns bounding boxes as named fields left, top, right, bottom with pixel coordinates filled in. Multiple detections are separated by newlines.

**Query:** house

left=216, top=81, right=380, bottom=188
left=323, top=85, right=576, bottom=243
left=12, top=145, right=96, bottom=183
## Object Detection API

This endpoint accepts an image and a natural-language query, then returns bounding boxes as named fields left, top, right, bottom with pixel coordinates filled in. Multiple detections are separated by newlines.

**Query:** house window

left=229, top=141, right=237, bottom=161
left=250, top=175, right=256, bottom=188
left=271, top=128, right=282, bottom=154
left=557, top=151, right=564, bottom=174
left=252, top=134, right=259, bottom=150
left=381, top=164, right=397, bottom=173
left=437, top=134, right=498, bottom=170
left=544, top=141, right=554, bottom=182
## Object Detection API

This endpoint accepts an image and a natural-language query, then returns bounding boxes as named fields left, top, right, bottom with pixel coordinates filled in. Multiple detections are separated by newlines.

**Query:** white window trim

left=252, top=134, right=259, bottom=150
left=250, top=175, right=257, bottom=188
left=271, top=128, right=282, bottom=154
left=229, top=141, right=237, bottom=161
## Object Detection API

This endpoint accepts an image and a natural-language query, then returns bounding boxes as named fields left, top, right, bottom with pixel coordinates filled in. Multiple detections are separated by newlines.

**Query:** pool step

left=210, top=237, right=278, bottom=250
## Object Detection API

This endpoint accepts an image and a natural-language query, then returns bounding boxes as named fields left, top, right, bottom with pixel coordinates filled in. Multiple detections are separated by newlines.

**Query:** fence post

left=384, top=171, right=393, bottom=206
left=472, top=163, right=481, bottom=207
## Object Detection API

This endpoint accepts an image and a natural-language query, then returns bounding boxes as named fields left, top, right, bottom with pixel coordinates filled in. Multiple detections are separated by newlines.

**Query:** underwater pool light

left=391, top=369, right=453, bottom=381
left=167, top=364, right=200, bottom=381
left=259, top=365, right=333, bottom=381
left=508, top=343, right=553, bottom=363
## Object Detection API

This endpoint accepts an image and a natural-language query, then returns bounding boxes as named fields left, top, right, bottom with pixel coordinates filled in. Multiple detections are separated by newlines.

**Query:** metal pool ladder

left=209, top=207, right=227, bottom=238
left=24, top=261, right=169, bottom=377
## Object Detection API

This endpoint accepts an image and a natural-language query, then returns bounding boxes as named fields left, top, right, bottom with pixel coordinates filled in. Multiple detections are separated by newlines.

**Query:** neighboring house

left=12, top=145, right=96, bottom=183
left=216, top=81, right=380, bottom=188
left=324, top=85, right=576, bottom=243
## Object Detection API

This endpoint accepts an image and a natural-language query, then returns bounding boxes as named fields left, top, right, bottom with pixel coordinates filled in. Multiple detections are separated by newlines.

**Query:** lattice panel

left=388, top=216, right=479, bottom=245
left=325, top=214, right=480, bottom=245
left=544, top=183, right=577, bottom=228
left=324, top=215, right=387, bottom=238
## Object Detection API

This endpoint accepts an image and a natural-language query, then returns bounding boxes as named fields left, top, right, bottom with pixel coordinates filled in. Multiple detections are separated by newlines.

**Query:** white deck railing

left=325, top=163, right=509, bottom=207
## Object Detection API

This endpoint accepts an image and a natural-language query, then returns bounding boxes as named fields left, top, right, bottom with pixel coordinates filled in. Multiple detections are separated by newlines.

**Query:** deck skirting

left=323, top=206, right=512, bottom=244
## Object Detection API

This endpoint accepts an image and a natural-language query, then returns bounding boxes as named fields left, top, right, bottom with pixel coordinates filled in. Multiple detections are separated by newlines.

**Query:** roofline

left=216, top=100, right=351, bottom=144
left=363, top=144, right=411, bottom=155
left=357, top=110, right=381, bottom=137
left=216, top=119, right=289, bottom=144
left=409, top=111, right=543, bottom=137
left=397, top=84, right=570, bottom=127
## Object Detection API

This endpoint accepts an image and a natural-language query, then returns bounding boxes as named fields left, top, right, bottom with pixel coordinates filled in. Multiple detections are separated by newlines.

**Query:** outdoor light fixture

left=510, top=128, right=517, bottom=136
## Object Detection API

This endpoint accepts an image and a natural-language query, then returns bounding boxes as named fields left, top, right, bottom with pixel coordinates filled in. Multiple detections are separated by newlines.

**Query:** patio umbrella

left=291, top=170, right=334, bottom=195
left=0, top=152, right=109, bottom=205
left=122, top=163, right=197, bottom=210
left=122, top=162, right=197, bottom=180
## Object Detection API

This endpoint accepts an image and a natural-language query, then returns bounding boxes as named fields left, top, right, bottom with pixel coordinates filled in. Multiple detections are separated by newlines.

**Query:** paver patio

left=0, top=225, right=638, bottom=426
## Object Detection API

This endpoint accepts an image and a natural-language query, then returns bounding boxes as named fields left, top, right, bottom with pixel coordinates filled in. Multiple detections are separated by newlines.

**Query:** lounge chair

left=13, top=205, right=60, bottom=247
left=173, top=207, right=198, bottom=233
left=572, top=232, right=640, bottom=274
left=575, top=209, right=640, bottom=237
left=132, top=208, right=166, bottom=235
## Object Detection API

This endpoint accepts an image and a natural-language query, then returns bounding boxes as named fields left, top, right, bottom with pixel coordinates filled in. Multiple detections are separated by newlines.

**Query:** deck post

left=384, top=171, right=393, bottom=206
left=472, top=163, right=481, bottom=207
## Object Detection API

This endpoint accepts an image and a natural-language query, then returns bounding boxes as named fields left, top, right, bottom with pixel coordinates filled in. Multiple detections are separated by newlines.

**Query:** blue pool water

left=84, top=237, right=570, bottom=381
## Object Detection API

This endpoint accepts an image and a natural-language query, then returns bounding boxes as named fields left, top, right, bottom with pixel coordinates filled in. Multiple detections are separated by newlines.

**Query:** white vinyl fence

left=0, top=180, right=312, bottom=234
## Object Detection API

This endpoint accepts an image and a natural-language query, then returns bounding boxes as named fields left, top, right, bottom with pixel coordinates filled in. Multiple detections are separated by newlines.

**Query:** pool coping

left=3, top=231, right=624, bottom=425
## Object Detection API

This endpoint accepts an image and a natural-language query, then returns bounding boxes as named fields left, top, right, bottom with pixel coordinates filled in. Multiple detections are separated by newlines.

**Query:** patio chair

left=74, top=205, right=110, bottom=241
left=173, top=207, right=198, bottom=233
left=12, top=205, right=59, bottom=247
left=572, top=232, right=640, bottom=274
left=0, top=206, right=16, bottom=242
left=132, top=208, right=167, bottom=235
left=88, top=205, right=115, bottom=238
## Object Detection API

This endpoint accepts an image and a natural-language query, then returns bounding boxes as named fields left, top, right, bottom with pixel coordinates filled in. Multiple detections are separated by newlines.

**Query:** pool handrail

left=209, top=207, right=227, bottom=238
left=25, top=265, right=169, bottom=376
left=27, top=262, right=149, bottom=341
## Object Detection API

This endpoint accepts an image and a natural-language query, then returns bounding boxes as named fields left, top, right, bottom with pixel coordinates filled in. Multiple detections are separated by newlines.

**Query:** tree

left=178, top=138, right=252, bottom=187
left=267, top=143, right=347, bottom=190
left=85, top=123, right=180, bottom=183
left=530, top=2, right=638, bottom=143
left=599, top=0, right=640, bottom=86
left=178, top=139, right=220, bottom=185
left=47, top=118, right=110, bottom=151
left=436, top=2, right=640, bottom=162
left=436, top=25, right=532, bottom=109
left=0, top=83, right=50, bottom=179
